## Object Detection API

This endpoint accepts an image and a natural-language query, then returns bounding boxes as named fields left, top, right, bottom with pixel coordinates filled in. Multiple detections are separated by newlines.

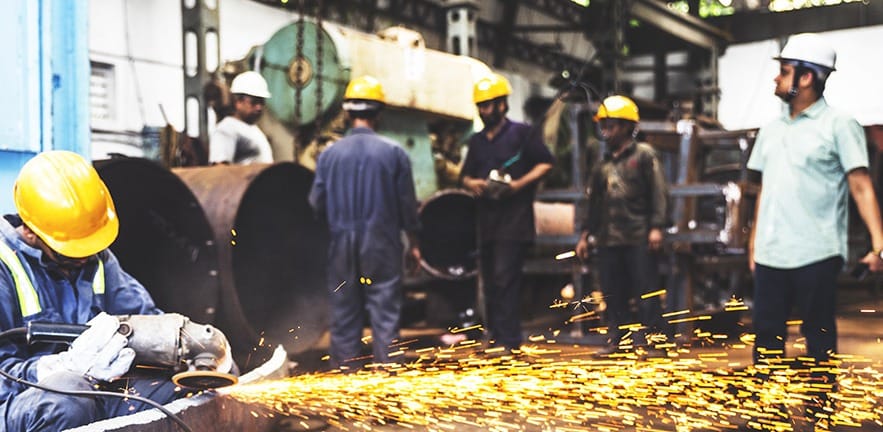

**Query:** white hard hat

left=230, top=71, right=272, bottom=98
left=774, top=33, right=836, bottom=72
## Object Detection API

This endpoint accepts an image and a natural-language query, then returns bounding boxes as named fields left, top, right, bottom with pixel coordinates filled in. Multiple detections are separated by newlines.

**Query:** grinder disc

left=172, top=371, right=238, bottom=390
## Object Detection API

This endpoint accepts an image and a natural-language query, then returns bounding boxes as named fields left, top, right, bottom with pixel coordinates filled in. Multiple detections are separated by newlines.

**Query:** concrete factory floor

left=291, top=283, right=883, bottom=371
left=274, top=281, right=883, bottom=432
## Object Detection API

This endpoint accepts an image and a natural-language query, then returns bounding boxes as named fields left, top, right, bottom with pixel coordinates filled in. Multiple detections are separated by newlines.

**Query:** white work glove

left=217, top=331, right=234, bottom=374
left=36, top=313, right=136, bottom=382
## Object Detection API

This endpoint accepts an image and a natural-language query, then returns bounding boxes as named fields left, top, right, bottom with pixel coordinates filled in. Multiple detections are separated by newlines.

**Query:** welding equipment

left=23, top=313, right=237, bottom=390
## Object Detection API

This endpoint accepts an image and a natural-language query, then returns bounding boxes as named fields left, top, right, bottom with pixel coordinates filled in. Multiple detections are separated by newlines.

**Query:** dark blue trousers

left=327, top=230, right=403, bottom=368
left=752, top=256, right=841, bottom=364
left=597, top=244, right=662, bottom=346
left=480, top=240, right=528, bottom=350
left=3, top=371, right=180, bottom=432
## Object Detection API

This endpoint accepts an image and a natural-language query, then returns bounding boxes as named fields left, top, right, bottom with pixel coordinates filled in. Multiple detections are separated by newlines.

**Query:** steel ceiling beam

left=476, top=23, right=591, bottom=76
left=492, top=0, right=520, bottom=68
left=629, top=0, right=731, bottom=50
left=512, top=24, right=583, bottom=33
left=708, top=1, right=883, bottom=44
left=519, top=0, right=587, bottom=26
left=250, top=0, right=591, bottom=76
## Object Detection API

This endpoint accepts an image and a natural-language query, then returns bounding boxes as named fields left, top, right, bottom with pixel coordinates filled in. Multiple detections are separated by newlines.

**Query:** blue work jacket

left=308, top=127, right=420, bottom=239
left=0, top=216, right=160, bottom=401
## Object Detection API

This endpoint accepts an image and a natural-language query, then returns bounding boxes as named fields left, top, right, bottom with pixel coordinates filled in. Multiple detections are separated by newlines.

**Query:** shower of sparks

left=224, top=295, right=883, bottom=431
left=225, top=341, right=883, bottom=431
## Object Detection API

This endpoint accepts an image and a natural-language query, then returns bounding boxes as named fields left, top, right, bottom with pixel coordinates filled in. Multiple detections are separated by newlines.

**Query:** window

left=90, top=62, right=116, bottom=126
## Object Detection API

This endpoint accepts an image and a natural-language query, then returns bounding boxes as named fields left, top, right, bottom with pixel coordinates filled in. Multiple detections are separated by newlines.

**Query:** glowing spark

left=555, top=250, right=576, bottom=260
left=668, top=315, right=711, bottom=324
left=334, top=281, right=346, bottom=292
left=640, top=289, right=666, bottom=299
left=662, top=309, right=690, bottom=318
left=450, top=324, right=482, bottom=334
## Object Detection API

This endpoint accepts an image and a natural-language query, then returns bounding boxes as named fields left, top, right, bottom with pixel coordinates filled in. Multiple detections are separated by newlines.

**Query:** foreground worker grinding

left=0, top=151, right=235, bottom=431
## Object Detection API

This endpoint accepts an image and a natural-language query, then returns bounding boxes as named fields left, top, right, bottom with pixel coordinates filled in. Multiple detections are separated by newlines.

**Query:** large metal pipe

left=95, top=158, right=221, bottom=326
left=417, top=189, right=478, bottom=280
left=173, top=163, right=329, bottom=357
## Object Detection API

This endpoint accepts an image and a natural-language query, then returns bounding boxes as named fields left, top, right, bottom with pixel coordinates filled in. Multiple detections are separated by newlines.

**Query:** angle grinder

left=25, top=313, right=238, bottom=390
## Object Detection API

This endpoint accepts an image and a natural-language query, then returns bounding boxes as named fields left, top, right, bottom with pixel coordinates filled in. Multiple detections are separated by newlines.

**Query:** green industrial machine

left=242, top=20, right=488, bottom=200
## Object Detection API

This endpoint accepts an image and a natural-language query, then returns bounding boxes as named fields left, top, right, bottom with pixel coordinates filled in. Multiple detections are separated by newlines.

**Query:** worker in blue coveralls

left=0, top=151, right=230, bottom=431
left=309, top=76, right=421, bottom=369
left=461, top=73, right=554, bottom=352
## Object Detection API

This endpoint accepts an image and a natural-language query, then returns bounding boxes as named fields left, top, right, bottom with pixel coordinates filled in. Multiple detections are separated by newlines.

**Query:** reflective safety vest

left=0, top=241, right=104, bottom=318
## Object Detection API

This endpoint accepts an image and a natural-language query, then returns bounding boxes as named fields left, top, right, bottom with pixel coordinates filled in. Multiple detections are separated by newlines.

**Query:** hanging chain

left=315, top=0, right=324, bottom=135
left=294, top=0, right=306, bottom=127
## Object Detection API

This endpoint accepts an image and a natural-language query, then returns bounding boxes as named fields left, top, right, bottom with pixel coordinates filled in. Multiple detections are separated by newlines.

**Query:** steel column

left=181, top=0, right=220, bottom=147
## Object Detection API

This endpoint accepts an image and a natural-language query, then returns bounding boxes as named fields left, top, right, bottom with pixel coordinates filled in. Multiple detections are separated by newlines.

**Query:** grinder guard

left=116, top=313, right=238, bottom=389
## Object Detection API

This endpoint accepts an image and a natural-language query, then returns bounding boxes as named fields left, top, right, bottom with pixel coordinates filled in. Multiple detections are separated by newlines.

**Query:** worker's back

left=310, top=127, right=419, bottom=237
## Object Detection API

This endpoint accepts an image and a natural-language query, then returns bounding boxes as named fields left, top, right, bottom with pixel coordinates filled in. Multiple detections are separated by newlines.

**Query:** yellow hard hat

left=13, top=151, right=119, bottom=258
left=473, top=73, right=511, bottom=104
left=344, top=76, right=386, bottom=103
left=594, top=95, right=640, bottom=122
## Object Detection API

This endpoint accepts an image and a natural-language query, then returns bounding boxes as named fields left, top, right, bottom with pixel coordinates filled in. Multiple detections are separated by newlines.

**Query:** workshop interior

left=2, top=1, right=883, bottom=431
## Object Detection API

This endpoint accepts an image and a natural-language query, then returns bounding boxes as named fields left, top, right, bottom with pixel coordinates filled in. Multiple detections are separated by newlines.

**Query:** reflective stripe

left=0, top=241, right=106, bottom=317
left=93, top=259, right=105, bottom=294
left=0, top=241, right=40, bottom=317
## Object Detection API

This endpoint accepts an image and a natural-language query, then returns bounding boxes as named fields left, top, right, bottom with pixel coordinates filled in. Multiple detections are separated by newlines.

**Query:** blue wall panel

left=50, top=0, right=90, bottom=154
left=0, top=0, right=89, bottom=213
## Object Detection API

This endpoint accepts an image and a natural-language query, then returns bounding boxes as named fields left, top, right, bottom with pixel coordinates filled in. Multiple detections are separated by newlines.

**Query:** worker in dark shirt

left=461, top=73, right=554, bottom=352
left=309, top=76, right=421, bottom=369
left=575, top=95, right=669, bottom=355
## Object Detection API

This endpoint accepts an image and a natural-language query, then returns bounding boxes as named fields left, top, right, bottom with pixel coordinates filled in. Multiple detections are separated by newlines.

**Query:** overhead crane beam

left=709, top=1, right=883, bottom=44
left=629, top=0, right=731, bottom=51
left=492, top=0, right=520, bottom=69
left=252, top=0, right=590, bottom=76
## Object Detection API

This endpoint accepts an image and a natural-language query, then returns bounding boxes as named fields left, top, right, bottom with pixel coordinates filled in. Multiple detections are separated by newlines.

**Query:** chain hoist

left=294, top=0, right=306, bottom=127
left=315, top=0, right=324, bottom=135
